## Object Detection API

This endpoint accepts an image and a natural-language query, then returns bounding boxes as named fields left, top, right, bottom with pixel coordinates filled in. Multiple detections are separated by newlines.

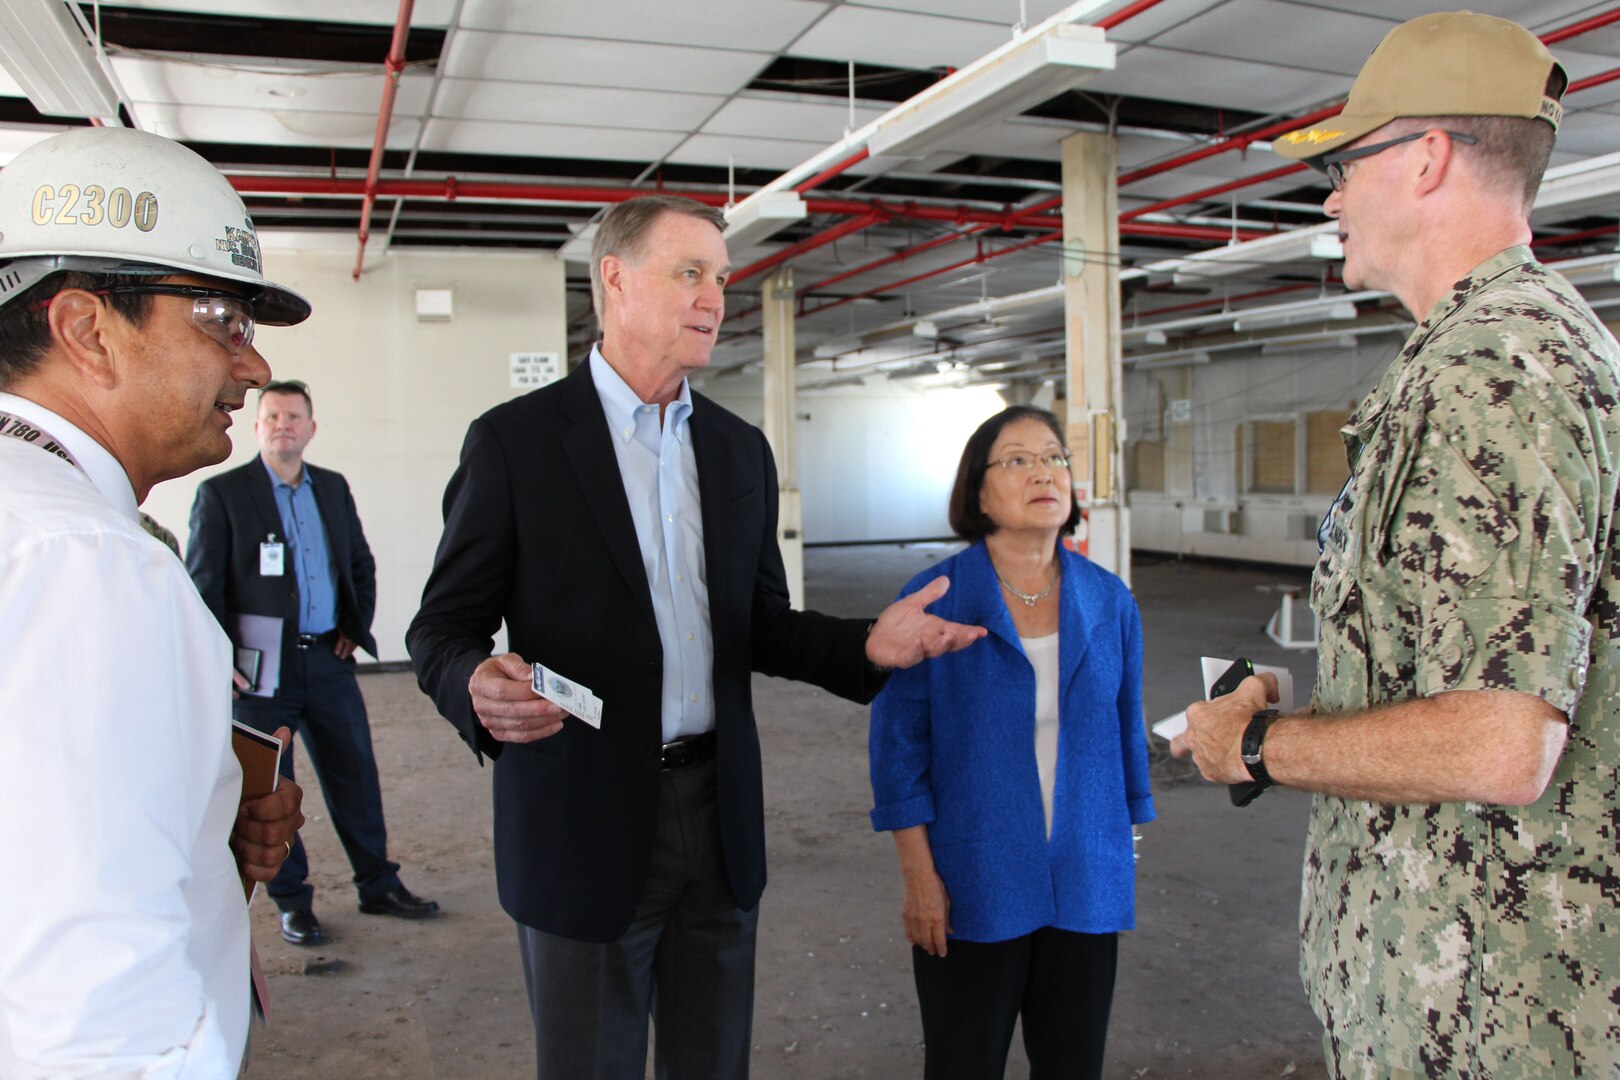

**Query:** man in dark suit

left=407, top=195, right=983, bottom=1079
left=189, top=380, right=438, bottom=947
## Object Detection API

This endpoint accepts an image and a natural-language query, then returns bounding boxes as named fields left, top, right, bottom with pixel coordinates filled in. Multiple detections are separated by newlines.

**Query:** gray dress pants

left=516, top=754, right=758, bottom=1080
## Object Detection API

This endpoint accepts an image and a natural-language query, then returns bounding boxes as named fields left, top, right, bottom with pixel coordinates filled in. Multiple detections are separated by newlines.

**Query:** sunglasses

left=1321, top=130, right=1479, bottom=192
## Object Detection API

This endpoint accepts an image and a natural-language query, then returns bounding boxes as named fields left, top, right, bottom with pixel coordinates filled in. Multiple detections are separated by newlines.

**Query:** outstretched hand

left=866, top=576, right=987, bottom=670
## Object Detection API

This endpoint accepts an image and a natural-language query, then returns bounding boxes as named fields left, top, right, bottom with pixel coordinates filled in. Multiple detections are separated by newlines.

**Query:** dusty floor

left=247, top=545, right=1329, bottom=1079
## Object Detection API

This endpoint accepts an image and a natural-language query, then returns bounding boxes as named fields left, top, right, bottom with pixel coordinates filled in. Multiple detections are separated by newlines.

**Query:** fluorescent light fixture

left=1159, top=222, right=1338, bottom=286
left=868, top=24, right=1115, bottom=158
left=1232, top=300, right=1357, bottom=332
left=1143, top=329, right=1168, bottom=346
left=723, top=191, right=807, bottom=250
left=913, top=319, right=939, bottom=340
left=1309, top=234, right=1344, bottom=260
left=1532, top=151, right=1620, bottom=216
left=415, top=288, right=453, bottom=322
left=0, top=0, right=123, bottom=119
left=1262, top=334, right=1355, bottom=356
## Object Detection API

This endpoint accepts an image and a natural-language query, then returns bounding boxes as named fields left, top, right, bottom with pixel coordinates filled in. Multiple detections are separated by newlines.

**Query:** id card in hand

left=531, top=663, right=602, bottom=728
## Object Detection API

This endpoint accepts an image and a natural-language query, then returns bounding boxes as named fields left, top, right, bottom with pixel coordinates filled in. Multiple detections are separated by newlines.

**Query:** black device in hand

left=1208, top=658, right=1266, bottom=807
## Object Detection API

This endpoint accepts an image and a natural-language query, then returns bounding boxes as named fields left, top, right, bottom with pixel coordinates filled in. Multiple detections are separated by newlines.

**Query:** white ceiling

left=1, top=0, right=1617, bottom=379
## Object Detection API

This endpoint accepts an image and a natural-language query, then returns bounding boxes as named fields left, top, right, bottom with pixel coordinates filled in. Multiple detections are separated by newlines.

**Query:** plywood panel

left=1306, top=409, right=1352, bottom=495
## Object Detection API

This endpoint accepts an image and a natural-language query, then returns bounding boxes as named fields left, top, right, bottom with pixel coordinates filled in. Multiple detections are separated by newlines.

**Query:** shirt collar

left=0, top=391, right=139, bottom=522
left=260, top=455, right=308, bottom=490
left=1349, top=245, right=1537, bottom=436
left=589, top=344, right=692, bottom=444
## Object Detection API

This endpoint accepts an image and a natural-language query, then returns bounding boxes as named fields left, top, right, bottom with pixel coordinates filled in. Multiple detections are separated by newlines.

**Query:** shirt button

left=666, top=514, right=674, bottom=523
left=622, top=427, right=632, bottom=438
left=690, top=693, right=699, bottom=703
left=1570, top=664, right=1588, bottom=689
left=676, top=573, right=684, bottom=582
left=1439, top=643, right=1462, bottom=668
left=687, top=633, right=695, bottom=641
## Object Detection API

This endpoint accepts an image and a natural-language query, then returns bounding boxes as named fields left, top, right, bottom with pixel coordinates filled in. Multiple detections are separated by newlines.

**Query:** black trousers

left=912, top=926, right=1118, bottom=1080
left=516, top=754, right=757, bottom=1080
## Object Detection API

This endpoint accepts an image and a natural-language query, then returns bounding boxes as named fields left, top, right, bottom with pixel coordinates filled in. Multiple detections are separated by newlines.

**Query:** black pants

left=912, top=927, right=1118, bottom=1080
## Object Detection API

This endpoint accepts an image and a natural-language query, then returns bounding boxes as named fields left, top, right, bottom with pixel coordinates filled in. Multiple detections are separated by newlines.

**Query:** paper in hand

left=531, top=662, right=602, bottom=728
left=1150, top=657, right=1295, bottom=741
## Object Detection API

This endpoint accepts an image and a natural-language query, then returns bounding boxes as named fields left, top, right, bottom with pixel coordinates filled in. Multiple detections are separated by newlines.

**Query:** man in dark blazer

left=407, top=196, right=983, bottom=1080
left=188, top=380, right=438, bottom=947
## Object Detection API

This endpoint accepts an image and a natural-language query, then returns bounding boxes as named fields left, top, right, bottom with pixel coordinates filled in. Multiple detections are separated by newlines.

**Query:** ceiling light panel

left=109, top=56, right=433, bottom=116
left=1150, top=0, right=1386, bottom=76
left=705, top=97, right=890, bottom=146
left=101, top=0, right=462, bottom=22
left=458, top=0, right=828, bottom=53
left=790, top=7, right=1015, bottom=70
left=444, top=30, right=765, bottom=95
left=139, top=102, right=414, bottom=146
left=418, top=117, right=682, bottom=161
left=434, top=79, right=723, bottom=130
left=665, top=133, right=831, bottom=172
left=1088, top=45, right=1344, bottom=114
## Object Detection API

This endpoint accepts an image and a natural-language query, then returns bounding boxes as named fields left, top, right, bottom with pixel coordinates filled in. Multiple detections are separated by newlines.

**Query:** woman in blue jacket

left=870, top=405, right=1154, bottom=1080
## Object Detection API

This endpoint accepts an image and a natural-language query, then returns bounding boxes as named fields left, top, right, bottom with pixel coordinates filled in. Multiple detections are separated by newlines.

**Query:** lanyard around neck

left=0, top=409, right=84, bottom=474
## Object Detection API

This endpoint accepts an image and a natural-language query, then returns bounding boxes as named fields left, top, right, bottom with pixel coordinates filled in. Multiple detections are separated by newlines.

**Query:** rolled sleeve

left=1416, top=597, right=1593, bottom=715
left=868, top=624, right=938, bottom=833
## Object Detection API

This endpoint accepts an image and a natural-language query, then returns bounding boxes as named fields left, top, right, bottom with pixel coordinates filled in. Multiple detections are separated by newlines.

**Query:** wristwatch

left=1240, top=709, right=1280, bottom=790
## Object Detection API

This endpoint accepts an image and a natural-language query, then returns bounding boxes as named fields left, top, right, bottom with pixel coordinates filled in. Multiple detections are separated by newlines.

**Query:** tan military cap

left=1274, top=11, right=1567, bottom=163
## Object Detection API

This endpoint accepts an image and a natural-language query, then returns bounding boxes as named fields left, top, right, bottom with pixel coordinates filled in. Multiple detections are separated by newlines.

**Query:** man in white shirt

left=0, top=127, right=309, bottom=1076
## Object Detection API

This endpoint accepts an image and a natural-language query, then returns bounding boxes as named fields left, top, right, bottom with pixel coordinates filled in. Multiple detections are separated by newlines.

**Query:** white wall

left=701, top=378, right=1007, bottom=544
left=1121, top=335, right=1402, bottom=566
left=143, top=248, right=569, bottom=663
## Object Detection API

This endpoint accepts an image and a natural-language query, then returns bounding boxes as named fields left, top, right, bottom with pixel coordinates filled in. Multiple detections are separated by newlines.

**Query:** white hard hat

left=0, top=127, right=310, bottom=325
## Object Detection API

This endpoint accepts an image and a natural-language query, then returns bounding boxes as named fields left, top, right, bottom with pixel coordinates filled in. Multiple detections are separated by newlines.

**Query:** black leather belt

left=660, top=731, right=716, bottom=770
left=295, top=629, right=340, bottom=650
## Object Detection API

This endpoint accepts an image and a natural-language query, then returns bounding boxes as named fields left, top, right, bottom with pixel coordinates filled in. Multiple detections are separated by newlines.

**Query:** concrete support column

left=1061, top=130, right=1129, bottom=584
left=760, top=266, right=805, bottom=609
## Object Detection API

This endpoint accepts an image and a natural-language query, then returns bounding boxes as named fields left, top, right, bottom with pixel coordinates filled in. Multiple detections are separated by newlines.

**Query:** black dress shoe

left=358, top=885, right=440, bottom=919
left=280, top=909, right=324, bottom=946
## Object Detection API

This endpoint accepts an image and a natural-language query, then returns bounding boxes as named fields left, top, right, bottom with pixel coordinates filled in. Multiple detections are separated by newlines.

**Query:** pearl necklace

left=991, top=560, right=1058, bottom=607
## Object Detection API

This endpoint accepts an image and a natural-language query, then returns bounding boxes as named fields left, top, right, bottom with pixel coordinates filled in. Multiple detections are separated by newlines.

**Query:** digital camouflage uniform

left=1307, top=246, right=1620, bottom=1079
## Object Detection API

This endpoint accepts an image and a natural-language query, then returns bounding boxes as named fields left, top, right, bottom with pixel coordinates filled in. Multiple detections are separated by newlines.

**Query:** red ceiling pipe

left=730, top=210, right=889, bottom=285
left=1570, top=66, right=1620, bottom=95
left=1532, top=223, right=1619, bottom=247
left=805, top=224, right=994, bottom=294
left=1100, top=9, right=1620, bottom=197
left=801, top=230, right=1063, bottom=318
left=1096, top=0, right=1169, bottom=30
left=1120, top=162, right=1308, bottom=222
left=795, top=148, right=871, bottom=194
left=1121, top=220, right=1271, bottom=241
left=1541, top=7, right=1620, bottom=43
left=353, top=0, right=415, bottom=280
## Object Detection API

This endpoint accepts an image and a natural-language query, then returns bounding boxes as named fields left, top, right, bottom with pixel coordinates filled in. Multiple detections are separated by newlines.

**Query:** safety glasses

left=94, top=284, right=256, bottom=353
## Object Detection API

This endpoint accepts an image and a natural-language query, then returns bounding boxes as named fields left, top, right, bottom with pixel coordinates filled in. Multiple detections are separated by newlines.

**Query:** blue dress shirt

left=590, top=347, right=715, bottom=742
left=261, top=457, right=337, bottom=634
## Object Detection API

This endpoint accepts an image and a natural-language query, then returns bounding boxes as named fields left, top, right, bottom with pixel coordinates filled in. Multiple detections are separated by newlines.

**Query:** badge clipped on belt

left=260, top=534, right=285, bottom=577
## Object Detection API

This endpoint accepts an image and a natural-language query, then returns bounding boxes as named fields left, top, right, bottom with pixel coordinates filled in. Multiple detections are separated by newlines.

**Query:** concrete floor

left=246, top=544, right=1330, bottom=1079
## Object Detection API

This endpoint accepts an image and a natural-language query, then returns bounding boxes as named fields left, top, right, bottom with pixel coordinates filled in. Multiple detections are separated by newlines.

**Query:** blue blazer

left=869, top=541, right=1154, bottom=943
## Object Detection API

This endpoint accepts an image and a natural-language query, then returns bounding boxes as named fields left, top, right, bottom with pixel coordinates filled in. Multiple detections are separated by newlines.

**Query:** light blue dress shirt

left=590, top=347, right=715, bottom=742
left=261, top=457, right=338, bottom=635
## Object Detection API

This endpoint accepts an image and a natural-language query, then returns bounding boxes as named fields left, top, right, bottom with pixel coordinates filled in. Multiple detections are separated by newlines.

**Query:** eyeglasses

left=990, top=451, right=1072, bottom=473
left=1322, top=130, right=1478, bottom=192
left=94, top=284, right=256, bottom=353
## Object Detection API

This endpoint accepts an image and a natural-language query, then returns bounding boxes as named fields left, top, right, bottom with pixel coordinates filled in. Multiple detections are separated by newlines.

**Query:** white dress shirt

left=589, top=348, right=716, bottom=743
left=1020, top=632, right=1061, bottom=839
left=0, top=392, right=249, bottom=1078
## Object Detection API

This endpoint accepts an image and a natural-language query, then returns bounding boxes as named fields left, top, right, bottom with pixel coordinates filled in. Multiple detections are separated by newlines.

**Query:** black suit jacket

left=187, top=458, right=379, bottom=662
left=407, top=361, right=880, bottom=942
